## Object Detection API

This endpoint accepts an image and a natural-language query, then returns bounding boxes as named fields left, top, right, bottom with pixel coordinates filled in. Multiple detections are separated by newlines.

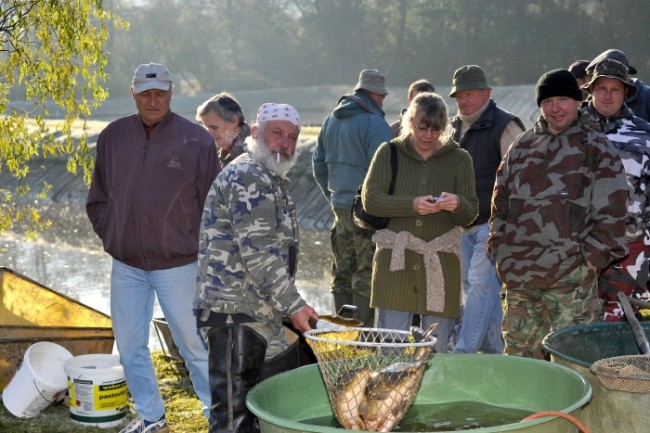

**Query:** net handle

left=617, top=291, right=650, bottom=354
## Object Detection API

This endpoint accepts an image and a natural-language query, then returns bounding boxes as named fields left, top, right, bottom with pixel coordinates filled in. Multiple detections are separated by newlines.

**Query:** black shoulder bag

left=351, top=142, right=397, bottom=230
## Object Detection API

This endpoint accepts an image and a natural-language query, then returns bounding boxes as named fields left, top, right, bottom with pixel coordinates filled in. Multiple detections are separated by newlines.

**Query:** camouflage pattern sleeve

left=582, top=127, right=629, bottom=269
left=588, top=106, right=650, bottom=243
left=195, top=154, right=306, bottom=328
left=486, top=155, right=509, bottom=260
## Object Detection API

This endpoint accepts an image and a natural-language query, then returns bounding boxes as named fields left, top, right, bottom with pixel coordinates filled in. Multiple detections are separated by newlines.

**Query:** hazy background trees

left=2, top=0, right=649, bottom=237
left=104, top=0, right=650, bottom=98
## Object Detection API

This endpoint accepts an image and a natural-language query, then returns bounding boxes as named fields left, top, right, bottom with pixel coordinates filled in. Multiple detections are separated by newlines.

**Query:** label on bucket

left=69, top=377, right=128, bottom=412
left=64, top=354, right=127, bottom=427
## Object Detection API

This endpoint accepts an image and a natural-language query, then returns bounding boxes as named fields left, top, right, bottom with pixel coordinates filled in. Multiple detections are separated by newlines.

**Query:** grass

left=0, top=352, right=207, bottom=433
left=300, top=125, right=320, bottom=139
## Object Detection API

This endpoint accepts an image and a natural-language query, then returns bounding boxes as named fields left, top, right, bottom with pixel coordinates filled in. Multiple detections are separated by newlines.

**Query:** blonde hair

left=398, top=92, right=452, bottom=143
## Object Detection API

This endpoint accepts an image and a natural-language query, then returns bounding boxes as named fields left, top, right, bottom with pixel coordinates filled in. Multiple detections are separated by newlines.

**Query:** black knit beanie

left=535, top=69, right=583, bottom=106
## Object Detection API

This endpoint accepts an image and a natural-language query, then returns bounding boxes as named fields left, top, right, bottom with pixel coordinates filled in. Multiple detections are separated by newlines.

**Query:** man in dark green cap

left=449, top=65, right=525, bottom=355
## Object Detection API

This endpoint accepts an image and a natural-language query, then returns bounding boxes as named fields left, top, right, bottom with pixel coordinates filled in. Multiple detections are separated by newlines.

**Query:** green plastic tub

left=543, top=322, right=650, bottom=433
left=247, top=353, right=591, bottom=433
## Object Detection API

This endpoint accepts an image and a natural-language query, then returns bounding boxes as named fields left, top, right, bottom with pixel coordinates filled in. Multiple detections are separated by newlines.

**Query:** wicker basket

left=303, top=326, right=436, bottom=432
left=590, top=354, right=650, bottom=393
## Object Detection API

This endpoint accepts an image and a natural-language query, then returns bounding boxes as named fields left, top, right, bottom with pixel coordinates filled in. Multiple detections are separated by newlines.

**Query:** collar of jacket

left=534, top=110, right=599, bottom=136
left=451, top=100, right=497, bottom=142
left=397, top=136, right=461, bottom=161
left=136, top=109, right=175, bottom=131
left=338, top=92, right=386, bottom=117
left=585, top=102, right=634, bottom=133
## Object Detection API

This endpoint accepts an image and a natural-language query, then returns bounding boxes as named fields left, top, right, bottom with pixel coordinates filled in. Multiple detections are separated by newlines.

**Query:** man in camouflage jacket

left=582, top=59, right=650, bottom=322
left=194, top=103, right=318, bottom=433
left=487, top=69, right=629, bottom=358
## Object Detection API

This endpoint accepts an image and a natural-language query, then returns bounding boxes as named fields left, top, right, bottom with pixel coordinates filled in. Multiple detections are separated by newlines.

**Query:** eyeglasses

left=413, top=124, right=442, bottom=133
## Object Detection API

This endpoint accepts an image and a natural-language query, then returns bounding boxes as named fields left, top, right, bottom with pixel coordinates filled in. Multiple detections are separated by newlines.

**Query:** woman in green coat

left=362, top=92, right=478, bottom=352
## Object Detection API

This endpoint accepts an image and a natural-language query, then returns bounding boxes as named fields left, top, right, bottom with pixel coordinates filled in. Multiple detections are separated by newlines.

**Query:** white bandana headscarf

left=256, top=103, right=301, bottom=129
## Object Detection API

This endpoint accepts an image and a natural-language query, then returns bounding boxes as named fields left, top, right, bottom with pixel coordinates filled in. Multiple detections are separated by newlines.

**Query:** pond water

left=0, top=201, right=333, bottom=350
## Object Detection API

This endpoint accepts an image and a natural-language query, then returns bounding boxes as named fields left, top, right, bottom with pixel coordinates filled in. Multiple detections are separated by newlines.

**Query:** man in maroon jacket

left=86, top=63, right=220, bottom=433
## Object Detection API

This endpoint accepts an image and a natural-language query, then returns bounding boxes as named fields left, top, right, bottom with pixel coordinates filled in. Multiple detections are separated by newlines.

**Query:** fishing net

left=590, top=355, right=650, bottom=393
left=303, top=325, right=436, bottom=432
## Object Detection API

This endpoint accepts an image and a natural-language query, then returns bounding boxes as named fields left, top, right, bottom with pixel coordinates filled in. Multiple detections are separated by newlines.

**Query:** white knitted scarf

left=373, top=227, right=462, bottom=313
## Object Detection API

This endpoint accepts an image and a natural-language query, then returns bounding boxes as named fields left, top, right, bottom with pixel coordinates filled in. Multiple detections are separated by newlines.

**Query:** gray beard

left=246, top=136, right=298, bottom=177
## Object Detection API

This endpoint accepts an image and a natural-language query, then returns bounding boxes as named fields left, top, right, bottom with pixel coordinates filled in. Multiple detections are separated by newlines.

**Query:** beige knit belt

left=372, top=227, right=462, bottom=313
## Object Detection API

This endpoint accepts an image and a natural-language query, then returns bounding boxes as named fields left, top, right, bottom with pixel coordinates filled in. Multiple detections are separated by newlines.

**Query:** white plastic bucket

left=64, top=354, right=128, bottom=428
left=1, top=341, right=73, bottom=418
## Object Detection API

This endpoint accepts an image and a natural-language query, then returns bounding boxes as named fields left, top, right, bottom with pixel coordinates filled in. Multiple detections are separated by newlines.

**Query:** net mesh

left=590, top=355, right=650, bottom=393
left=304, top=326, right=436, bottom=432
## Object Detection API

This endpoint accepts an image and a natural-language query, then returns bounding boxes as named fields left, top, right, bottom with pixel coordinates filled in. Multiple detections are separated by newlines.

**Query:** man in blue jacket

left=313, top=69, right=392, bottom=326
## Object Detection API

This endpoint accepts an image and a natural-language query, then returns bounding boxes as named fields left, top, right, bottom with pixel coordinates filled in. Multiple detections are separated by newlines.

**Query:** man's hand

left=291, top=305, right=319, bottom=333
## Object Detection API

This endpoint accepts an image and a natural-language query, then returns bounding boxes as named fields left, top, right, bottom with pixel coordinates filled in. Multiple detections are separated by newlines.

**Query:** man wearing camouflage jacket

left=194, top=103, right=318, bottom=433
left=487, top=69, right=629, bottom=358
left=582, top=59, right=650, bottom=322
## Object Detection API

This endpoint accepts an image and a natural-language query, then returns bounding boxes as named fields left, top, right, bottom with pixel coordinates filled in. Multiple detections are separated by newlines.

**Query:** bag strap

left=387, top=142, right=397, bottom=195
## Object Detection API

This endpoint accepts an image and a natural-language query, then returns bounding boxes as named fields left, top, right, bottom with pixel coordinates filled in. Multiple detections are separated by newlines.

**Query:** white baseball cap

left=131, top=63, right=173, bottom=94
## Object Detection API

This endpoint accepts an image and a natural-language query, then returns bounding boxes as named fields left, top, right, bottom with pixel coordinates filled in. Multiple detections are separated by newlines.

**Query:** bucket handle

left=522, top=411, right=590, bottom=433
left=33, top=379, right=66, bottom=406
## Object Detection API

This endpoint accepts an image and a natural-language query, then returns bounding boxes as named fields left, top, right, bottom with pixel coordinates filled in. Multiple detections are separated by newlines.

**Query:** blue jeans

left=453, top=223, right=505, bottom=354
left=375, top=308, right=456, bottom=353
left=111, top=260, right=210, bottom=421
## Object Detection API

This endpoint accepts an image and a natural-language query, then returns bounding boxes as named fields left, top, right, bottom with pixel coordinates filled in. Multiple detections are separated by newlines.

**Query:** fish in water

left=360, top=367, right=420, bottom=432
left=328, top=324, right=437, bottom=431
left=330, top=367, right=374, bottom=430
left=360, top=324, right=437, bottom=431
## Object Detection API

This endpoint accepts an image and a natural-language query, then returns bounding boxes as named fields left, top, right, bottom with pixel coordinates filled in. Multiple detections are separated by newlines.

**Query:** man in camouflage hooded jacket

left=487, top=69, right=629, bottom=358
left=194, top=103, right=318, bottom=433
left=583, top=59, right=650, bottom=322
